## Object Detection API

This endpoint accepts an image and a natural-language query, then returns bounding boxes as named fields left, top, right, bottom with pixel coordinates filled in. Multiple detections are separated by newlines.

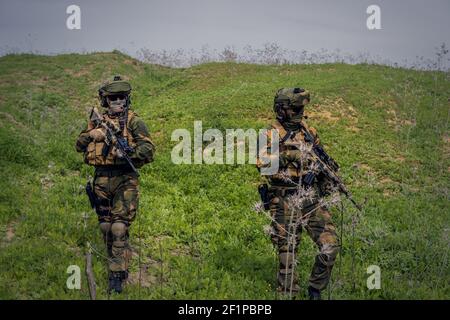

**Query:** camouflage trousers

left=269, top=187, right=340, bottom=293
left=94, top=170, right=139, bottom=273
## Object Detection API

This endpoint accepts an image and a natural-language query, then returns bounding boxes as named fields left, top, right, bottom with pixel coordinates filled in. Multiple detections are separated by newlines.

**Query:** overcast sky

left=1, top=0, right=449, bottom=66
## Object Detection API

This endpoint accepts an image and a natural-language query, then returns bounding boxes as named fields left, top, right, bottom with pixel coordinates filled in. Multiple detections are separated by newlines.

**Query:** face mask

left=107, top=95, right=127, bottom=115
left=284, top=106, right=304, bottom=123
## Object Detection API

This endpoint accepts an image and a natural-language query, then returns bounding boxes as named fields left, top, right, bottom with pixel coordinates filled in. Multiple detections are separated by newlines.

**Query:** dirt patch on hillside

left=0, top=112, right=27, bottom=130
left=307, top=97, right=359, bottom=123
left=6, top=224, right=15, bottom=241
left=171, top=244, right=192, bottom=257
left=347, top=125, right=361, bottom=132
left=126, top=258, right=161, bottom=288
left=352, top=163, right=375, bottom=174
left=309, top=109, right=340, bottom=122
left=72, top=69, right=91, bottom=78
left=151, top=131, right=164, bottom=139
left=124, top=58, right=143, bottom=72
left=379, top=177, right=394, bottom=185
left=443, top=133, right=450, bottom=157
left=1, top=221, right=17, bottom=247
left=256, top=113, right=273, bottom=123
left=383, top=190, right=396, bottom=197
left=40, top=174, right=54, bottom=190
left=29, top=78, right=49, bottom=87
left=386, top=108, right=417, bottom=130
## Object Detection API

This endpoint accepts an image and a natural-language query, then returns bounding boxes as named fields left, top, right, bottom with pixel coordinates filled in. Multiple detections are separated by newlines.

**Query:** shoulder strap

left=127, top=110, right=135, bottom=126
left=299, top=121, right=317, bottom=145
left=271, top=121, right=292, bottom=142
left=123, top=110, right=136, bottom=139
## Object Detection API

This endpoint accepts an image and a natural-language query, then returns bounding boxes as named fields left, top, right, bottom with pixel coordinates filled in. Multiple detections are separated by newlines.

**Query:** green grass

left=0, top=51, right=448, bottom=299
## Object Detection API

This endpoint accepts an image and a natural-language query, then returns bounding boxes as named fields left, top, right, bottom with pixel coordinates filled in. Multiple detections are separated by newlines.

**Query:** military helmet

left=99, top=75, right=132, bottom=108
left=273, top=87, right=310, bottom=123
left=274, top=87, right=310, bottom=107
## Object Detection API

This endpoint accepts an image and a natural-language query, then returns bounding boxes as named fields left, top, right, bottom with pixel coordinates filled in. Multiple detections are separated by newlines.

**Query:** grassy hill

left=0, top=51, right=448, bottom=299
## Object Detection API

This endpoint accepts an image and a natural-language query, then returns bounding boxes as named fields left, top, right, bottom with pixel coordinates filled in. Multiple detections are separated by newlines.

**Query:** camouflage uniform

left=258, top=88, right=340, bottom=298
left=76, top=77, right=154, bottom=287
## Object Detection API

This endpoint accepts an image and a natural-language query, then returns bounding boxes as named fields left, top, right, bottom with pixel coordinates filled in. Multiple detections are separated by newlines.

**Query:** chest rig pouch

left=84, top=111, right=136, bottom=166
left=272, top=121, right=315, bottom=178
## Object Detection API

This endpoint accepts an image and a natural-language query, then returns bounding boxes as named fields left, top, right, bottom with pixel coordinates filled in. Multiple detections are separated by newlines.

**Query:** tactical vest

left=84, top=111, right=137, bottom=166
left=269, top=120, right=319, bottom=181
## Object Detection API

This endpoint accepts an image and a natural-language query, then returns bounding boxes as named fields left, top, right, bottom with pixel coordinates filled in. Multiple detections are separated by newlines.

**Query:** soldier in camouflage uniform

left=76, top=76, right=155, bottom=293
left=257, top=88, right=340, bottom=300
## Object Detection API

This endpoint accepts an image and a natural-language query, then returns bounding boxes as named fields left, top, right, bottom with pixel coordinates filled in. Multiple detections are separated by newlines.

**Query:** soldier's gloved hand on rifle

left=279, top=150, right=302, bottom=167
left=113, top=146, right=133, bottom=160
left=89, top=128, right=106, bottom=142
left=111, top=147, right=123, bottom=159
left=316, top=173, right=335, bottom=196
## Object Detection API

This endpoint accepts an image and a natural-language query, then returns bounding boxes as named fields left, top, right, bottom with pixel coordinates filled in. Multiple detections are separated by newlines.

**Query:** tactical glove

left=89, top=128, right=106, bottom=142
left=315, top=171, right=335, bottom=196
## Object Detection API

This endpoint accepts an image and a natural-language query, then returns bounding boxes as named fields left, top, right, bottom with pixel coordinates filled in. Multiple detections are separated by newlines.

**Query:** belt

left=269, top=186, right=320, bottom=208
left=95, top=165, right=136, bottom=177
left=269, top=187, right=299, bottom=197
left=269, top=172, right=316, bottom=190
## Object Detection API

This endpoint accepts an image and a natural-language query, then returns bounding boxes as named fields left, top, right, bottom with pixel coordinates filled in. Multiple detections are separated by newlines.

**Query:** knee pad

left=99, top=222, right=111, bottom=235
left=111, top=222, right=128, bottom=241
left=279, top=252, right=295, bottom=269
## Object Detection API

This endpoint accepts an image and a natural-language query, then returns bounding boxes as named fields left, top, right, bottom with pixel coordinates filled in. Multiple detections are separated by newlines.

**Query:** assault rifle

left=292, top=123, right=363, bottom=211
left=89, top=107, right=139, bottom=176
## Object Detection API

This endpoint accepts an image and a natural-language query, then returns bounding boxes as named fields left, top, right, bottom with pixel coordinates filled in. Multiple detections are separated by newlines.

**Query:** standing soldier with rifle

left=76, top=76, right=155, bottom=294
left=257, top=88, right=361, bottom=299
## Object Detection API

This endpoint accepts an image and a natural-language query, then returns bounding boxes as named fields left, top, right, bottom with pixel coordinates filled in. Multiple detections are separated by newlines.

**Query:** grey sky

left=1, top=0, right=449, bottom=66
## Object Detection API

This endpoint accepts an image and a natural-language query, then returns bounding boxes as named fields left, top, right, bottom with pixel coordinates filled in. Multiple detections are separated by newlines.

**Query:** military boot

left=308, top=286, right=321, bottom=300
left=277, top=252, right=300, bottom=295
left=108, top=271, right=128, bottom=294
left=277, top=270, right=300, bottom=294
